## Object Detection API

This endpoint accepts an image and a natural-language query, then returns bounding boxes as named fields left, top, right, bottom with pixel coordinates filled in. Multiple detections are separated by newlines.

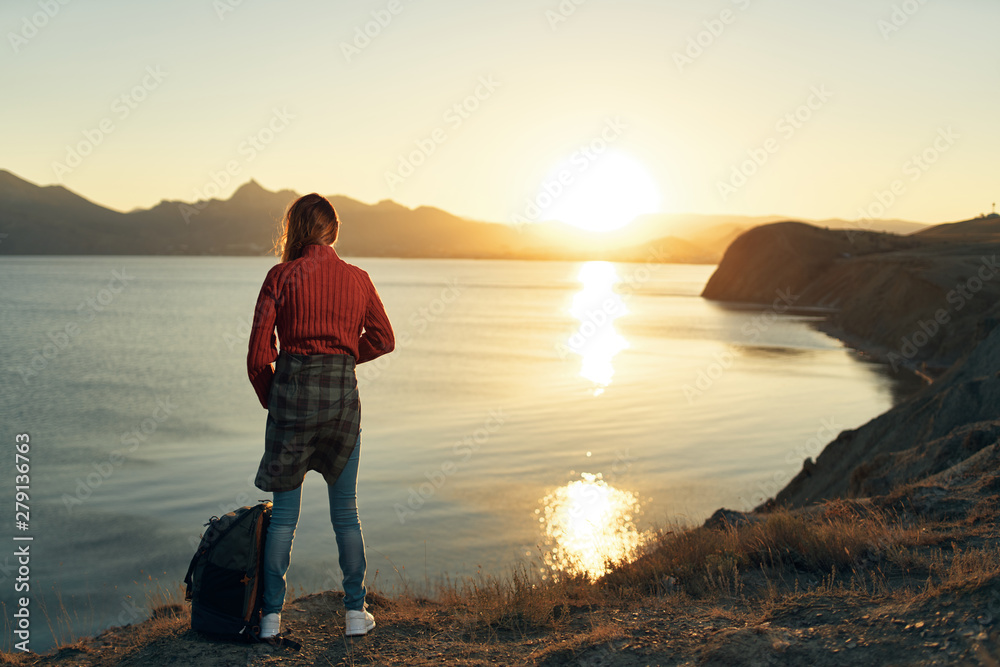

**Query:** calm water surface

left=0, top=256, right=918, bottom=649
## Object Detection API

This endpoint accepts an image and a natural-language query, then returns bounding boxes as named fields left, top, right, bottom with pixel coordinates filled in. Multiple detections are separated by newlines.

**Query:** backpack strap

left=182, top=550, right=201, bottom=601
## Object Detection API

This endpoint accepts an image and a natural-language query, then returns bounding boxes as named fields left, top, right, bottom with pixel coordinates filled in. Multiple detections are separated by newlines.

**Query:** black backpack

left=184, top=501, right=275, bottom=642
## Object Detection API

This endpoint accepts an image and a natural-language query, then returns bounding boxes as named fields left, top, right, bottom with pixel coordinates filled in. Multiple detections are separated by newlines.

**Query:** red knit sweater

left=247, top=244, right=395, bottom=408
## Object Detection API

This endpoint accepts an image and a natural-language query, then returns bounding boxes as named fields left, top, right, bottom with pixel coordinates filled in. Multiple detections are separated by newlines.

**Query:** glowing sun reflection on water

left=538, top=473, right=648, bottom=579
left=566, top=262, right=629, bottom=395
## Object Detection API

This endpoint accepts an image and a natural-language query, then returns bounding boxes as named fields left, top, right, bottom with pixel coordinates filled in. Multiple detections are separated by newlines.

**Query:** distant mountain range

left=0, top=169, right=934, bottom=262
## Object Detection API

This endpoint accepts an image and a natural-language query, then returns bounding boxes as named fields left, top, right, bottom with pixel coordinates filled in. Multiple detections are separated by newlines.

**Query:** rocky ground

left=6, top=549, right=999, bottom=667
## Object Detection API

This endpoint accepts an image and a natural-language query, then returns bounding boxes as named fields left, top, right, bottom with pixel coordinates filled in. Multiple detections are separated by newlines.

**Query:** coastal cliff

left=769, top=323, right=1000, bottom=508
left=701, top=219, right=1000, bottom=509
left=702, top=220, right=1000, bottom=370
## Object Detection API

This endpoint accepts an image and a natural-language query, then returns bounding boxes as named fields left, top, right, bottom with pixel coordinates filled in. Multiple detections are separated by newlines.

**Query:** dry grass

left=920, top=544, right=1000, bottom=597
left=434, top=563, right=594, bottom=637
left=107, top=582, right=190, bottom=654
left=372, top=500, right=973, bottom=644
left=9, top=579, right=193, bottom=658
left=0, top=651, right=35, bottom=665
left=600, top=501, right=942, bottom=598
left=378, top=500, right=991, bottom=641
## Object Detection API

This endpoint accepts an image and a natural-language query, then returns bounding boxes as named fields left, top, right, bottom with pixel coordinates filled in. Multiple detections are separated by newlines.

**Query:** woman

left=246, top=193, right=394, bottom=641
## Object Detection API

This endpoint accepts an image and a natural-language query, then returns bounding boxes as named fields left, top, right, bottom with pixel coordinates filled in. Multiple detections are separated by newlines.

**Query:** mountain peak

left=373, top=199, right=409, bottom=211
left=231, top=179, right=269, bottom=200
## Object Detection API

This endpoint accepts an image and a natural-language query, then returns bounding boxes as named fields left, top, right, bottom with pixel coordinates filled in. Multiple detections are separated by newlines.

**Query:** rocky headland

left=702, top=220, right=1000, bottom=373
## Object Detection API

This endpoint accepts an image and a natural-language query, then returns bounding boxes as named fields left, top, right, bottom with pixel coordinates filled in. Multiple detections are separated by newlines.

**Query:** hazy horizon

left=2, top=0, right=997, bottom=230
left=0, top=167, right=956, bottom=231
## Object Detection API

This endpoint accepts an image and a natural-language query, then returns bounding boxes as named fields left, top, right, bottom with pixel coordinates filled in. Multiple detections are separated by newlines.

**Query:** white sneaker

left=260, top=612, right=281, bottom=639
left=345, top=608, right=375, bottom=636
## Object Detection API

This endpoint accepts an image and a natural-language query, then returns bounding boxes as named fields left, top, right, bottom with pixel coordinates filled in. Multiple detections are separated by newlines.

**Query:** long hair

left=274, top=194, right=340, bottom=262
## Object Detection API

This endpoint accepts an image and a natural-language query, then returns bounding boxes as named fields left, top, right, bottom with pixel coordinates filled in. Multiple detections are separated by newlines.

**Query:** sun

left=545, top=152, right=663, bottom=233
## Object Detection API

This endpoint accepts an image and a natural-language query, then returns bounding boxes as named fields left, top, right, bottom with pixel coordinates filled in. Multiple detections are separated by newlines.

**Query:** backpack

left=184, top=501, right=273, bottom=642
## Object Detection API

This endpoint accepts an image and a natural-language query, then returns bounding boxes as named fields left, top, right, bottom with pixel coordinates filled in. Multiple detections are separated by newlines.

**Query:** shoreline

left=711, top=297, right=947, bottom=385
left=812, top=320, right=951, bottom=384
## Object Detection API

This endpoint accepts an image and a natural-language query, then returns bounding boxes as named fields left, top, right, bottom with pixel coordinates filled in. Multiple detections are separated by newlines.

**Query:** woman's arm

left=247, top=272, right=279, bottom=408
left=356, top=272, right=395, bottom=364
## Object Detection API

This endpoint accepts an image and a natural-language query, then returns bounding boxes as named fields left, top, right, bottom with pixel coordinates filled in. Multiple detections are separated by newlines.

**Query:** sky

left=1, top=0, right=997, bottom=227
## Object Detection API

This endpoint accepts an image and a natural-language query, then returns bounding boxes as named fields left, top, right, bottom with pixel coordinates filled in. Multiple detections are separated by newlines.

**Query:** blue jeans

left=262, top=433, right=367, bottom=613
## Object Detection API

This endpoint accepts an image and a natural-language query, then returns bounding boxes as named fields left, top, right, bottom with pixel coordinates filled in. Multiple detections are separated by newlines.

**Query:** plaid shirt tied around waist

left=255, top=351, right=360, bottom=493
